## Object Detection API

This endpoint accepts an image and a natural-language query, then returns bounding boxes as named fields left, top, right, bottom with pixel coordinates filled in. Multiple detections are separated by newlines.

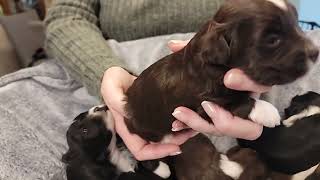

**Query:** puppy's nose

left=307, top=47, right=319, bottom=62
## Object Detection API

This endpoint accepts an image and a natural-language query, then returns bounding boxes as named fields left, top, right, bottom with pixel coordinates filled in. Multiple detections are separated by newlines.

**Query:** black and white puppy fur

left=62, top=105, right=169, bottom=180
left=62, top=104, right=319, bottom=180
left=239, top=92, right=320, bottom=176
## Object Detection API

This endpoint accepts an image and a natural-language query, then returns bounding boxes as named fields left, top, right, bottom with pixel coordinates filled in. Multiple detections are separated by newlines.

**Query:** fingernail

left=201, top=101, right=216, bottom=114
left=168, top=40, right=184, bottom=44
left=191, top=131, right=199, bottom=137
left=172, top=120, right=182, bottom=131
left=170, top=151, right=182, bottom=156
left=224, top=72, right=243, bottom=88
left=172, top=124, right=183, bottom=132
left=172, top=110, right=182, bottom=118
left=172, top=126, right=186, bottom=132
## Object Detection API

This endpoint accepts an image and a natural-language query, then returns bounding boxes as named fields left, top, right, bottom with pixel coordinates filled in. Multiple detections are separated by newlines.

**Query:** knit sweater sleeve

left=44, top=0, right=125, bottom=96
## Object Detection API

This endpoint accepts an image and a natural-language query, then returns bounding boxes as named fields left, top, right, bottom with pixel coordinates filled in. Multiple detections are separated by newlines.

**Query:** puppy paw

left=153, top=161, right=171, bottom=179
left=249, top=99, right=281, bottom=128
left=282, top=105, right=320, bottom=127
left=219, top=155, right=243, bottom=179
left=282, top=119, right=295, bottom=127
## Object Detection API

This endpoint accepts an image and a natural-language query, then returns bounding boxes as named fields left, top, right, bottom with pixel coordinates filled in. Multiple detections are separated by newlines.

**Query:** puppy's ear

left=192, top=20, right=230, bottom=67
left=62, top=149, right=78, bottom=163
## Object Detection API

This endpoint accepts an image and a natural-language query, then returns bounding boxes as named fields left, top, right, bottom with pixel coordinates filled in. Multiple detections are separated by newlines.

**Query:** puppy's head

left=284, top=91, right=320, bottom=118
left=189, top=0, right=318, bottom=85
left=62, top=105, right=113, bottom=163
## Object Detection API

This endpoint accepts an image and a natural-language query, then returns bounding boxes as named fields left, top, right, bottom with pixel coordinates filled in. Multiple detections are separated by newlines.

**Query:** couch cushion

left=0, top=10, right=45, bottom=67
left=0, top=25, right=21, bottom=76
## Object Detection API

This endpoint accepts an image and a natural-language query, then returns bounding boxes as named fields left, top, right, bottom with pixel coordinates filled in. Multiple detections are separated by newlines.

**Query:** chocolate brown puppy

left=124, top=0, right=318, bottom=143
left=174, top=134, right=292, bottom=180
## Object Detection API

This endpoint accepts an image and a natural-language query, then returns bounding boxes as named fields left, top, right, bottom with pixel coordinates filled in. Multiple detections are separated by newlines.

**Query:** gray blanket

left=0, top=31, right=319, bottom=180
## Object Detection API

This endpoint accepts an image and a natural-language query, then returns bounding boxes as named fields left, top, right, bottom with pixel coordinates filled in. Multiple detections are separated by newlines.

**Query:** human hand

left=168, top=40, right=271, bottom=140
left=101, top=67, right=197, bottom=160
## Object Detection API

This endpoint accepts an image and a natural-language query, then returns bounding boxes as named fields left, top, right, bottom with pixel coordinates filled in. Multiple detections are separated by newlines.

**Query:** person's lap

left=0, top=30, right=319, bottom=180
left=0, top=61, right=100, bottom=180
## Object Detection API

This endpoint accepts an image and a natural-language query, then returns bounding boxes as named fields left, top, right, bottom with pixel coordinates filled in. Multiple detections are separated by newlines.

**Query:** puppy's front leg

left=248, top=98, right=281, bottom=128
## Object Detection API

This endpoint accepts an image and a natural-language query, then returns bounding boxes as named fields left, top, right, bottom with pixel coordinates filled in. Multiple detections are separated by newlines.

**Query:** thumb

left=135, top=143, right=182, bottom=161
left=224, top=69, right=271, bottom=93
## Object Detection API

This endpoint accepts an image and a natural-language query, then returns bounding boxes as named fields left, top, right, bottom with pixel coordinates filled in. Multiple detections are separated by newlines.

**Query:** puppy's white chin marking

left=266, top=0, right=288, bottom=10
left=249, top=99, right=281, bottom=128
left=220, top=155, right=244, bottom=180
left=153, top=161, right=171, bottom=179
left=283, top=105, right=320, bottom=127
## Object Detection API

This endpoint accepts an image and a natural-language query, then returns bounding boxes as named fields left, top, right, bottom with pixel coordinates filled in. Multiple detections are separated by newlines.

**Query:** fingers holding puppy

left=172, top=102, right=263, bottom=140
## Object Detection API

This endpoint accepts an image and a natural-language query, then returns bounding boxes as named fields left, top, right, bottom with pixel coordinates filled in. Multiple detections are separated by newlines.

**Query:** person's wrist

left=104, top=66, right=126, bottom=76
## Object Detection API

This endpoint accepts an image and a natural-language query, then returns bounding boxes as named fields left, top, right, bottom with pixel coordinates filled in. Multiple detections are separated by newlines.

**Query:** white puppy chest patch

left=266, top=0, right=288, bottom=10
left=104, top=110, right=137, bottom=172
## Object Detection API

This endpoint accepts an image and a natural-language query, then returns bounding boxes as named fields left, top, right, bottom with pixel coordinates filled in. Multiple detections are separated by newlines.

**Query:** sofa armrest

left=0, top=24, right=21, bottom=76
left=0, top=10, right=45, bottom=67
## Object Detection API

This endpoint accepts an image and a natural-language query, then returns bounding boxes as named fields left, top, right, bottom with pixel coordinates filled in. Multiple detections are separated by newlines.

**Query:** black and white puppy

left=239, top=92, right=320, bottom=175
left=62, top=105, right=169, bottom=180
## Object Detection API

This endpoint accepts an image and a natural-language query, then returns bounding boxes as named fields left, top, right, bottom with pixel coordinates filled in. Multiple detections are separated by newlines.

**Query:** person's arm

left=45, top=0, right=195, bottom=160
left=45, top=0, right=125, bottom=96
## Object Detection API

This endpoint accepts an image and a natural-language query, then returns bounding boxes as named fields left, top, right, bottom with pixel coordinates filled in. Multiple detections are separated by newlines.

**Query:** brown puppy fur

left=124, top=0, right=318, bottom=143
left=174, top=134, right=291, bottom=180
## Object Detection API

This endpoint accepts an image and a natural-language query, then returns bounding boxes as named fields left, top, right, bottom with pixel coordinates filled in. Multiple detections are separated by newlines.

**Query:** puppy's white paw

left=249, top=99, right=281, bottom=128
left=220, top=155, right=243, bottom=180
left=153, top=161, right=171, bottom=179
left=282, top=119, right=295, bottom=127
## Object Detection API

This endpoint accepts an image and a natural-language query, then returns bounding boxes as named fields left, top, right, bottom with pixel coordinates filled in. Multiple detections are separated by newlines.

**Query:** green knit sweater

left=45, top=0, right=224, bottom=96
